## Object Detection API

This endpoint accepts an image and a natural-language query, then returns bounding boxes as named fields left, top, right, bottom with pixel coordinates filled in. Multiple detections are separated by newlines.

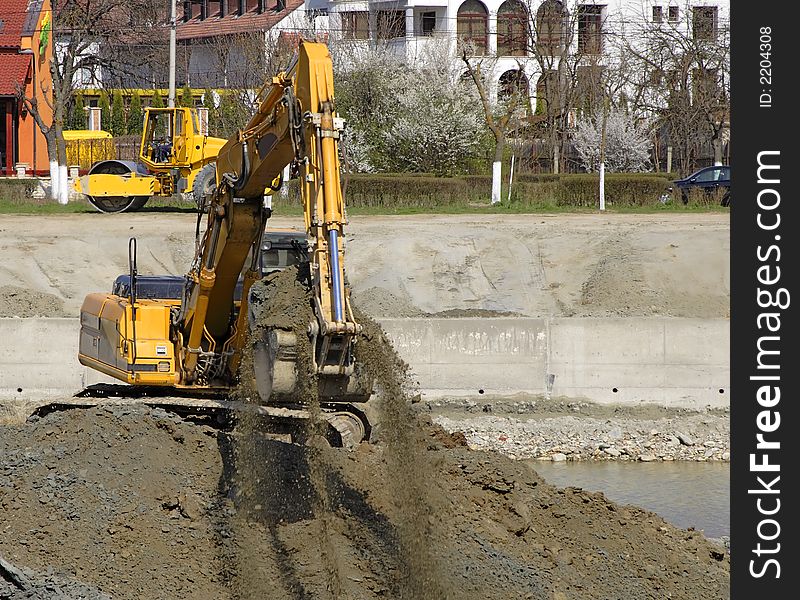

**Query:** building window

left=207, top=1, right=221, bottom=18
left=497, top=0, right=529, bottom=57
left=536, top=0, right=568, bottom=56
left=376, top=10, right=405, bottom=39
left=421, top=11, right=436, bottom=36
left=577, top=5, right=604, bottom=55
left=536, top=70, right=562, bottom=117
left=649, top=68, right=664, bottom=85
left=457, top=1, right=489, bottom=56
left=652, top=6, right=663, bottom=23
left=498, top=70, right=530, bottom=103
left=692, top=67, right=721, bottom=103
left=575, top=64, right=604, bottom=110
left=668, top=5, right=679, bottom=22
left=692, top=6, right=718, bottom=41
left=341, top=11, right=369, bottom=40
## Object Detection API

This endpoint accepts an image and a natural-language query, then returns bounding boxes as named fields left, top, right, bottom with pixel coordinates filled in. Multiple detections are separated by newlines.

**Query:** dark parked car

left=668, top=165, right=730, bottom=206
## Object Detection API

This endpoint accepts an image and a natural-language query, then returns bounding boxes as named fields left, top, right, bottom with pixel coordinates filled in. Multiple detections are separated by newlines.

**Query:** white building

left=177, top=1, right=728, bottom=106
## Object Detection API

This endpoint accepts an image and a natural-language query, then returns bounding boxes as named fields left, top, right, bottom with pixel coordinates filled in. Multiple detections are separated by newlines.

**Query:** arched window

left=457, top=0, right=488, bottom=56
left=536, top=0, right=568, bottom=56
left=497, top=0, right=529, bottom=57
left=535, top=70, right=562, bottom=117
left=498, top=69, right=530, bottom=103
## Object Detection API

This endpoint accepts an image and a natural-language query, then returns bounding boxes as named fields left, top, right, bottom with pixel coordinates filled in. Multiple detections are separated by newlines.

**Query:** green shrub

left=0, top=179, right=39, bottom=203
left=110, top=90, right=127, bottom=137
left=127, top=92, right=143, bottom=135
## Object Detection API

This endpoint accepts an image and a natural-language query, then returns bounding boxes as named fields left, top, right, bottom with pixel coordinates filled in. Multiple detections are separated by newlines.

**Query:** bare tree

left=460, top=46, right=529, bottom=203
left=607, top=0, right=730, bottom=172
left=17, top=0, right=165, bottom=203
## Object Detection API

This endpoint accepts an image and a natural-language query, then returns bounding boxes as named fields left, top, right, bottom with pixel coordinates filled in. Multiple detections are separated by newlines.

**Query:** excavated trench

left=0, top=267, right=730, bottom=599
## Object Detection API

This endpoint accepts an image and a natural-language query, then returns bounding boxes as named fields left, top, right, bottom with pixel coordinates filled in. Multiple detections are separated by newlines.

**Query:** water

left=531, top=460, right=730, bottom=539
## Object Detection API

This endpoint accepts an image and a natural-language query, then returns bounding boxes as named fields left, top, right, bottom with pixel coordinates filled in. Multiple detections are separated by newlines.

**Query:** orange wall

left=18, top=5, right=53, bottom=175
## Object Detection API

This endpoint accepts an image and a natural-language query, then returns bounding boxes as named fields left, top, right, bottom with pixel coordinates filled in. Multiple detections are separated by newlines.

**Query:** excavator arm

left=179, top=40, right=360, bottom=393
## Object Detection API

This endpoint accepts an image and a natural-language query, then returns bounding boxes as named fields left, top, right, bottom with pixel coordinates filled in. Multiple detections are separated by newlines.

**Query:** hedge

left=273, top=172, right=674, bottom=209
left=277, top=175, right=488, bottom=209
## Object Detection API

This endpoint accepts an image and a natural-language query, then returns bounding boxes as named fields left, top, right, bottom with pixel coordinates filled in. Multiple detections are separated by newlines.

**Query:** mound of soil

left=0, top=286, right=67, bottom=318
left=0, top=405, right=729, bottom=600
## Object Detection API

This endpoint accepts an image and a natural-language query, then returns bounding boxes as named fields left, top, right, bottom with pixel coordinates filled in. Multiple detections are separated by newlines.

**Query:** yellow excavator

left=76, top=41, right=372, bottom=444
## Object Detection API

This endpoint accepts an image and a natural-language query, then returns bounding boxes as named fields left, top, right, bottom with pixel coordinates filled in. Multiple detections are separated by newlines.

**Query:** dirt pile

left=1, top=555, right=110, bottom=600
left=0, top=286, right=67, bottom=318
left=0, top=404, right=729, bottom=599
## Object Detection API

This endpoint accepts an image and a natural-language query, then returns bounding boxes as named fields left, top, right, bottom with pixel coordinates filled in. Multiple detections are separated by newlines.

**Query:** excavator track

left=15, top=385, right=372, bottom=448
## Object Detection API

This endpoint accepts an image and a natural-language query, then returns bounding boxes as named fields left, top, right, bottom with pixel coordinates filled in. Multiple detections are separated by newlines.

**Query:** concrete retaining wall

left=378, top=317, right=729, bottom=409
left=0, top=318, right=114, bottom=399
left=0, top=317, right=729, bottom=409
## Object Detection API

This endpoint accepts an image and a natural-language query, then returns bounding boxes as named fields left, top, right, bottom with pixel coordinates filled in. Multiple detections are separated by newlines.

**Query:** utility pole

left=168, top=0, right=177, bottom=108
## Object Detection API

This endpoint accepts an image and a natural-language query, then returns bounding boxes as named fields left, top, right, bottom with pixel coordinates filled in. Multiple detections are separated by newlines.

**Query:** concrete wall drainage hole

left=612, top=388, right=618, bottom=393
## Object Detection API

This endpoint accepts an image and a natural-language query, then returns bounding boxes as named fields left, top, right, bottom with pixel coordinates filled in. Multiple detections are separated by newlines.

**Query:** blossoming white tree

left=573, top=109, right=652, bottom=173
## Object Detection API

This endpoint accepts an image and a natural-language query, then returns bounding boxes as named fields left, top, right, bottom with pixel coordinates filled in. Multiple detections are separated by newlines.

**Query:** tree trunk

left=711, top=136, right=724, bottom=166
left=57, top=136, right=69, bottom=205
left=44, top=131, right=60, bottom=202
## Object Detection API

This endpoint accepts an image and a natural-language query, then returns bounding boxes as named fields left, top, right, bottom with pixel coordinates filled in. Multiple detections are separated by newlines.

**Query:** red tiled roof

left=177, top=1, right=305, bottom=41
left=0, top=0, right=31, bottom=48
left=0, top=51, right=31, bottom=96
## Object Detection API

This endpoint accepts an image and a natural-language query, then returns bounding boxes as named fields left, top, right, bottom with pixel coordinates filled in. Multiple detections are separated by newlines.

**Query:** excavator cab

left=259, top=230, right=308, bottom=276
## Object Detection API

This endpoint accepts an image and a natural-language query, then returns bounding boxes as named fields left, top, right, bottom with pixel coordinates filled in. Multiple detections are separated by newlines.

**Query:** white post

left=599, top=162, right=605, bottom=211
left=666, top=145, right=673, bottom=174
left=491, top=160, right=502, bottom=204
left=168, top=0, right=177, bottom=108
left=281, top=164, right=290, bottom=199
left=507, top=155, right=515, bottom=203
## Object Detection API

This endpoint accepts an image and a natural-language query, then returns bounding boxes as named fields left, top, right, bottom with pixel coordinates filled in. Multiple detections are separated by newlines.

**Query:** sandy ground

left=0, top=212, right=729, bottom=319
left=0, top=212, right=731, bottom=598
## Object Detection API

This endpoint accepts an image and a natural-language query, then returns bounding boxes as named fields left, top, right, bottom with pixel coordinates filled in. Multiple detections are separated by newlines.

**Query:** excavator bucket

left=246, top=282, right=374, bottom=447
